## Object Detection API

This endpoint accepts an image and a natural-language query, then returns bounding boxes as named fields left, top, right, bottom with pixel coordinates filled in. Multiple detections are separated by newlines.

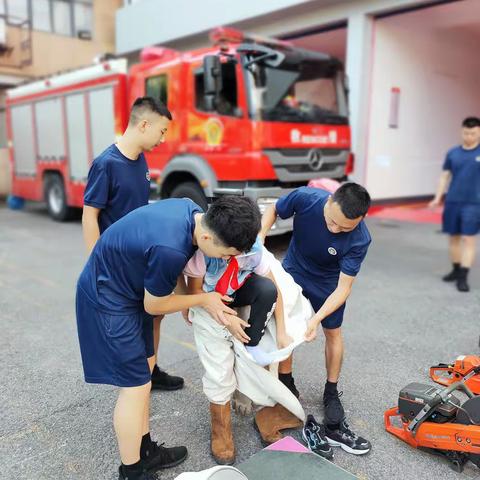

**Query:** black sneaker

left=325, top=420, right=371, bottom=455
left=142, top=441, right=188, bottom=472
left=279, top=373, right=300, bottom=398
left=151, top=365, right=184, bottom=391
left=323, top=390, right=345, bottom=425
left=118, top=466, right=158, bottom=480
left=302, top=414, right=333, bottom=460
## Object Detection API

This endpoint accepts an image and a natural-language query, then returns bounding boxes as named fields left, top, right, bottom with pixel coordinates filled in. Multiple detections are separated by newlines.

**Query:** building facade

left=116, top=0, right=480, bottom=200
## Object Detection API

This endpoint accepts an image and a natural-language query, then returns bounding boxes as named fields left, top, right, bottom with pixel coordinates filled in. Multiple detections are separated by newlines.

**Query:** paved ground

left=1, top=201, right=480, bottom=480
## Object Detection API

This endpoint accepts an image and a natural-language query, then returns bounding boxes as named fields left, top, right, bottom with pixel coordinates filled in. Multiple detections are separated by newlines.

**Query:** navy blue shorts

left=304, top=291, right=345, bottom=330
left=443, top=202, right=480, bottom=236
left=75, top=287, right=154, bottom=387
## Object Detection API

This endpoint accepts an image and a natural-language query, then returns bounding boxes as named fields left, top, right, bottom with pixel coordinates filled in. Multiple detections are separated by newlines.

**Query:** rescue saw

left=385, top=366, right=480, bottom=472
left=430, top=355, right=480, bottom=394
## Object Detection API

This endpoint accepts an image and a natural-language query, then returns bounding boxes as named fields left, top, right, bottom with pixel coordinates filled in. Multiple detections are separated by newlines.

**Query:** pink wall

left=365, top=1, right=480, bottom=199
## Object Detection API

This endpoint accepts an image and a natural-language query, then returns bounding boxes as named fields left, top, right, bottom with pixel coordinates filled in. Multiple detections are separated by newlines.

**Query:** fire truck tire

left=170, top=181, right=208, bottom=210
left=44, top=174, right=77, bottom=222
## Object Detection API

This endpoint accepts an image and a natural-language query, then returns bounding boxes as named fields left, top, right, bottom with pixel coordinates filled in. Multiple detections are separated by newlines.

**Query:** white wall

left=366, top=1, right=480, bottom=199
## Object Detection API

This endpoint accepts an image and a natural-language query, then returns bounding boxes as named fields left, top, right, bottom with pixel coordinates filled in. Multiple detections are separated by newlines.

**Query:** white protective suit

left=189, top=249, right=313, bottom=421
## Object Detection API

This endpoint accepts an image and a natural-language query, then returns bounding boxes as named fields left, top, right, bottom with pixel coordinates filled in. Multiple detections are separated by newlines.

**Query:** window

left=74, top=1, right=92, bottom=39
left=32, top=0, right=51, bottom=32
left=53, top=0, right=72, bottom=36
left=145, top=74, right=168, bottom=106
left=194, top=62, right=238, bottom=116
left=6, top=0, right=28, bottom=23
left=8, top=1, right=93, bottom=38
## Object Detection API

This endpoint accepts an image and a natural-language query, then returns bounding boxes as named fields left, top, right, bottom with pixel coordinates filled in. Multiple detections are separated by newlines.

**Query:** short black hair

left=332, top=182, right=371, bottom=219
left=129, top=96, right=172, bottom=125
left=462, top=117, right=480, bottom=129
left=203, top=196, right=261, bottom=252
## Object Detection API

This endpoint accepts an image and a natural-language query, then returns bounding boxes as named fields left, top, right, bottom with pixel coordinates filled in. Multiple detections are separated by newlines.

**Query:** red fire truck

left=6, top=28, right=351, bottom=234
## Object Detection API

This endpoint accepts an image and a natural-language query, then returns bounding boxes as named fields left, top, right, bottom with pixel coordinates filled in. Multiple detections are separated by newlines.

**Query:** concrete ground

left=1, top=202, right=480, bottom=480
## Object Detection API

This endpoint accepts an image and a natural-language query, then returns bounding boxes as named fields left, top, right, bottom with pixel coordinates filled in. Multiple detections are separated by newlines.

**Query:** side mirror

left=203, top=55, right=222, bottom=111
left=250, top=63, right=266, bottom=88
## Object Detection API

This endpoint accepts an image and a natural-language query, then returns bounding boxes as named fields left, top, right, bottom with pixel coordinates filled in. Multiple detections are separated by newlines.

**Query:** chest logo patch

left=475, top=156, right=480, bottom=162
left=146, top=171, right=151, bottom=181
left=328, top=247, right=337, bottom=256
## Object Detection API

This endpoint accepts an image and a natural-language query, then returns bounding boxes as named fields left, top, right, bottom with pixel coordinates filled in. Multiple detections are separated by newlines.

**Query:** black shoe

left=302, top=414, right=334, bottom=460
left=279, top=373, right=300, bottom=398
left=443, top=268, right=460, bottom=282
left=118, top=466, right=158, bottom=480
left=323, top=390, right=345, bottom=425
left=142, top=441, right=188, bottom=472
left=325, top=420, right=371, bottom=455
left=457, top=278, right=470, bottom=292
left=151, top=365, right=184, bottom=391
left=456, top=268, right=470, bottom=292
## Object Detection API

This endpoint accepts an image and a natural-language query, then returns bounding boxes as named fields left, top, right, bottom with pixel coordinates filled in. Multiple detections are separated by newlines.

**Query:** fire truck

left=6, top=27, right=352, bottom=234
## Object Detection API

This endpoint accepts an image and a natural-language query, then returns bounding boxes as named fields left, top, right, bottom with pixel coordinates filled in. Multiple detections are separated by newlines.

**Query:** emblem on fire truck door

left=205, top=118, right=224, bottom=146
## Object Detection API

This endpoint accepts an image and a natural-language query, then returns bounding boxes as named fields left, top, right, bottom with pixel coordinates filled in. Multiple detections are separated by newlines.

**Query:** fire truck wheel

left=170, top=181, right=208, bottom=210
left=44, top=174, right=77, bottom=222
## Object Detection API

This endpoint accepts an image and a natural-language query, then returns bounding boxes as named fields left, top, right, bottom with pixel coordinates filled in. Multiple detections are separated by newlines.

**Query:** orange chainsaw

left=430, top=355, right=480, bottom=394
left=385, top=365, right=480, bottom=472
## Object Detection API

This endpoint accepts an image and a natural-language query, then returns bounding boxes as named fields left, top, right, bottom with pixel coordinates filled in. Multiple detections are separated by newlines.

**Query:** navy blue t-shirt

left=443, top=144, right=480, bottom=204
left=276, top=187, right=371, bottom=297
left=84, top=144, right=150, bottom=233
left=78, top=199, right=203, bottom=314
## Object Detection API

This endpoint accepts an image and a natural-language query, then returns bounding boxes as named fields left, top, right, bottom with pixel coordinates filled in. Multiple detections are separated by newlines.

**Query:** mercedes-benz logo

left=308, top=149, right=324, bottom=171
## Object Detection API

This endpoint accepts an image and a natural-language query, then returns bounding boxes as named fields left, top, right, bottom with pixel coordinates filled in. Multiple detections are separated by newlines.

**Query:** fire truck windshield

left=246, top=60, right=348, bottom=125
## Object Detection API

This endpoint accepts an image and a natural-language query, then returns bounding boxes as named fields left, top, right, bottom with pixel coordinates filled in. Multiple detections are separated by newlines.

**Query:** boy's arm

left=186, top=276, right=204, bottom=294
left=82, top=205, right=101, bottom=254
left=181, top=275, right=204, bottom=323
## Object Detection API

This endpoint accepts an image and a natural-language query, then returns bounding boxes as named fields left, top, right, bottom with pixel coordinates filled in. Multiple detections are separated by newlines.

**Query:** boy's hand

left=201, top=292, right=237, bottom=326
left=304, top=318, right=320, bottom=342
left=428, top=198, right=441, bottom=208
left=226, top=314, right=251, bottom=343
left=277, top=332, right=294, bottom=349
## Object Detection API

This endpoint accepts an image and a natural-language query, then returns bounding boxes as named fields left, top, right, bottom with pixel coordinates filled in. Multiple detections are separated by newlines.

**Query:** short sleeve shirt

left=443, top=144, right=480, bottom=204
left=84, top=144, right=151, bottom=233
left=276, top=187, right=371, bottom=296
left=78, top=199, right=203, bottom=314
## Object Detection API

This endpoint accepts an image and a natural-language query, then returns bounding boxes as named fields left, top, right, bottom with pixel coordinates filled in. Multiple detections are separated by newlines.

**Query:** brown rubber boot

left=254, top=403, right=303, bottom=446
left=210, top=402, right=235, bottom=465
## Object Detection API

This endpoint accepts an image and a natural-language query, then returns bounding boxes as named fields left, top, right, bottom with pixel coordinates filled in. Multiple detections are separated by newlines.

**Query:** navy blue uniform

left=84, top=144, right=150, bottom=233
left=442, top=144, right=480, bottom=236
left=76, top=199, right=202, bottom=387
left=276, top=187, right=371, bottom=329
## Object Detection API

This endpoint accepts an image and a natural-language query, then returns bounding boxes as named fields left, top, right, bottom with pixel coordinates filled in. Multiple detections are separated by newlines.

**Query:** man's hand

left=201, top=292, right=237, bottom=326
left=304, top=318, right=320, bottom=342
left=277, top=332, right=294, bottom=349
left=428, top=197, right=441, bottom=208
left=225, top=314, right=251, bottom=343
